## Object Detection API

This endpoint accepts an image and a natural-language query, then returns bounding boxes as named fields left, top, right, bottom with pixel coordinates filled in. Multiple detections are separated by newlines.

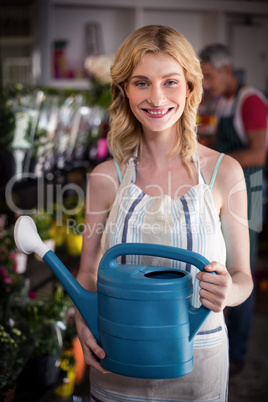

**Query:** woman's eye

left=135, top=81, right=148, bottom=87
left=165, top=80, right=178, bottom=86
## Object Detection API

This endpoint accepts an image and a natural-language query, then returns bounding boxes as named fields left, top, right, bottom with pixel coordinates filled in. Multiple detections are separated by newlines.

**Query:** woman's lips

left=142, top=107, right=174, bottom=117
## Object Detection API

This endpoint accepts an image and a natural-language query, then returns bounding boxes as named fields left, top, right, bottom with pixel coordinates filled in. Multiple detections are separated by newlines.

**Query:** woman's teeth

left=147, top=109, right=169, bottom=115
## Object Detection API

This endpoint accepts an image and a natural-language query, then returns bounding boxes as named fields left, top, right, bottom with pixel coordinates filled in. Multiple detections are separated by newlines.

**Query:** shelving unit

left=33, top=0, right=268, bottom=90
left=0, top=3, right=34, bottom=87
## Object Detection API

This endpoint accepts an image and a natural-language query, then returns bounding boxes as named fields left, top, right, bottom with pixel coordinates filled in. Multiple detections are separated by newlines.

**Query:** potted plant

left=84, top=54, right=113, bottom=110
left=0, top=215, right=31, bottom=401
left=0, top=324, right=30, bottom=402
left=14, top=285, right=74, bottom=392
left=0, top=214, right=27, bottom=325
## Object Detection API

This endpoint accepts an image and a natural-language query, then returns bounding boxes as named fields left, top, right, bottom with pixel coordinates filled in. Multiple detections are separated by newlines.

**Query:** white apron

left=90, top=153, right=229, bottom=402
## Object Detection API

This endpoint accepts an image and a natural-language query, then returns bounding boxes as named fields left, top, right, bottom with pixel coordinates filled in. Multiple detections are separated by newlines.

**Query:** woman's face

left=124, top=52, right=190, bottom=136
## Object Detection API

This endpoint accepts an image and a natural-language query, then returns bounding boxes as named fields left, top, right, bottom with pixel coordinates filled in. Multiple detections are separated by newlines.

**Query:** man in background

left=199, top=44, right=268, bottom=376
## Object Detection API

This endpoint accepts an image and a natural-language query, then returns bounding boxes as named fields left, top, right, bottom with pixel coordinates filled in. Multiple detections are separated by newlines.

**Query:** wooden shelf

left=0, top=36, right=33, bottom=46
left=49, top=78, right=90, bottom=90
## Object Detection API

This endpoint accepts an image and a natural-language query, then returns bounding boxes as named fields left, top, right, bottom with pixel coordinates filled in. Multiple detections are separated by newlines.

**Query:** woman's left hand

left=196, top=262, right=233, bottom=312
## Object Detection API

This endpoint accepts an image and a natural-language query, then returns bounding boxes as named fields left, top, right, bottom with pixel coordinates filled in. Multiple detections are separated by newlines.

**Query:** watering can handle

left=100, top=242, right=214, bottom=341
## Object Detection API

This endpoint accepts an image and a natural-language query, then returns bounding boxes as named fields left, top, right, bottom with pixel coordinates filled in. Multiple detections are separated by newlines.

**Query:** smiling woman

left=108, top=25, right=203, bottom=172
left=75, top=25, right=253, bottom=402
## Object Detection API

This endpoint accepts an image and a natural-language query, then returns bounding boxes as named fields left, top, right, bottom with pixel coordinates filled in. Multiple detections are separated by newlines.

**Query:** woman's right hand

left=76, top=314, right=109, bottom=374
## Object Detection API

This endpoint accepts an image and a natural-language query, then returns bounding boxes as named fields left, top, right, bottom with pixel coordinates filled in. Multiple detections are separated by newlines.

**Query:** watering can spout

left=14, top=216, right=99, bottom=341
left=189, top=306, right=210, bottom=342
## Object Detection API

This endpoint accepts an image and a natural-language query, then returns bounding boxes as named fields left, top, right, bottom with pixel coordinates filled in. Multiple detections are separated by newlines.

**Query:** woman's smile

left=142, top=107, right=174, bottom=117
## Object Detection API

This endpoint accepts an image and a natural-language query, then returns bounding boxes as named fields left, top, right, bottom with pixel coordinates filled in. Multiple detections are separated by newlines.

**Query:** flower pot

left=15, top=252, right=27, bottom=274
left=3, top=386, right=16, bottom=402
left=19, top=354, right=61, bottom=391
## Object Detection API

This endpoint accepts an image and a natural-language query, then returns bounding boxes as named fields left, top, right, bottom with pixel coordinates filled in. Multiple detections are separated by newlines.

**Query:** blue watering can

left=14, top=215, right=214, bottom=379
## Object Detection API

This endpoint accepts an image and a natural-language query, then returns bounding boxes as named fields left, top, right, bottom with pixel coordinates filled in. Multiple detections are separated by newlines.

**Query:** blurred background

left=0, top=0, right=268, bottom=401
left=1, top=0, right=268, bottom=91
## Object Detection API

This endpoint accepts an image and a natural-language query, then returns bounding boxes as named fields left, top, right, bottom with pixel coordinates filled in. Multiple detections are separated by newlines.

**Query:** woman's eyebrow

left=130, top=75, right=148, bottom=80
left=130, top=72, right=182, bottom=80
left=162, top=72, right=183, bottom=78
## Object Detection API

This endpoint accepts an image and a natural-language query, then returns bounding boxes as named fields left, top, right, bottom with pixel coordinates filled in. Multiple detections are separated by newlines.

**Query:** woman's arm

left=197, top=155, right=253, bottom=312
left=75, top=160, right=119, bottom=373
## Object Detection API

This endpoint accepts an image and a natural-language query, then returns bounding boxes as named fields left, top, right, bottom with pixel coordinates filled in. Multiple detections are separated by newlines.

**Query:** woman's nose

left=147, top=86, right=166, bottom=106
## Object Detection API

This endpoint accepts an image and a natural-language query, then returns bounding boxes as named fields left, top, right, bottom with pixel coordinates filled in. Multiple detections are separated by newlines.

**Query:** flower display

left=0, top=215, right=25, bottom=324
left=84, top=54, right=114, bottom=85
left=0, top=324, right=29, bottom=395
left=0, top=215, right=30, bottom=397
left=84, top=54, right=114, bottom=109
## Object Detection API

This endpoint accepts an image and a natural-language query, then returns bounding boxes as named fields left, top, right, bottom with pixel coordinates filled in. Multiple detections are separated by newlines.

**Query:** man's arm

left=230, top=94, right=267, bottom=167
left=229, top=128, right=266, bottom=167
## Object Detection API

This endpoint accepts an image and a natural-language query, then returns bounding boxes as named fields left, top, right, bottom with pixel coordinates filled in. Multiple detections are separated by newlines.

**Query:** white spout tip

left=14, top=216, right=50, bottom=258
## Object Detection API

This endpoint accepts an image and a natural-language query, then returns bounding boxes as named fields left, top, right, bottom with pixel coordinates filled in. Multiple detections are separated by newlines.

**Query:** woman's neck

left=139, top=144, right=184, bottom=171
left=139, top=129, right=179, bottom=168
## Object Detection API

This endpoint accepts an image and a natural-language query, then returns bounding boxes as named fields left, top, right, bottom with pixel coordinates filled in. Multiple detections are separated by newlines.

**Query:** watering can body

left=14, top=216, right=212, bottom=379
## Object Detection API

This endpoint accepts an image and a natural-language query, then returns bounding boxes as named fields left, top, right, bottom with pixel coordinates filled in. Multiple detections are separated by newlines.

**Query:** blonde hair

left=108, top=25, right=203, bottom=170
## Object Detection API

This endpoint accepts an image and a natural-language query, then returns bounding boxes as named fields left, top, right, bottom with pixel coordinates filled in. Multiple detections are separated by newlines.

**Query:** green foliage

left=63, top=196, right=85, bottom=224
left=89, top=77, right=112, bottom=110
left=0, top=215, right=25, bottom=325
left=0, top=92, right=15, bottom=149
left=16, top=285, right=74, bottom=358
left=0, top=324, right=30, bottom=394
left=31, top=210, right=54, bottom=240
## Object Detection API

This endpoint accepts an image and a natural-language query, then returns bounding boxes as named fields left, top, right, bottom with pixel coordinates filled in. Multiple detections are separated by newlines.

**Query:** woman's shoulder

left=92, top=159, right=127, bottom=179
left=197, top=144, right=246, bottom=214
left=197, top=143, right=244, bottom=188
left=86, top=160, right=122, bottom=210
left=89, top=159, right=128, bottom=191
left=91, top=159, right=116, bottom=175
left=89, top=160, right=119, bottom=188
